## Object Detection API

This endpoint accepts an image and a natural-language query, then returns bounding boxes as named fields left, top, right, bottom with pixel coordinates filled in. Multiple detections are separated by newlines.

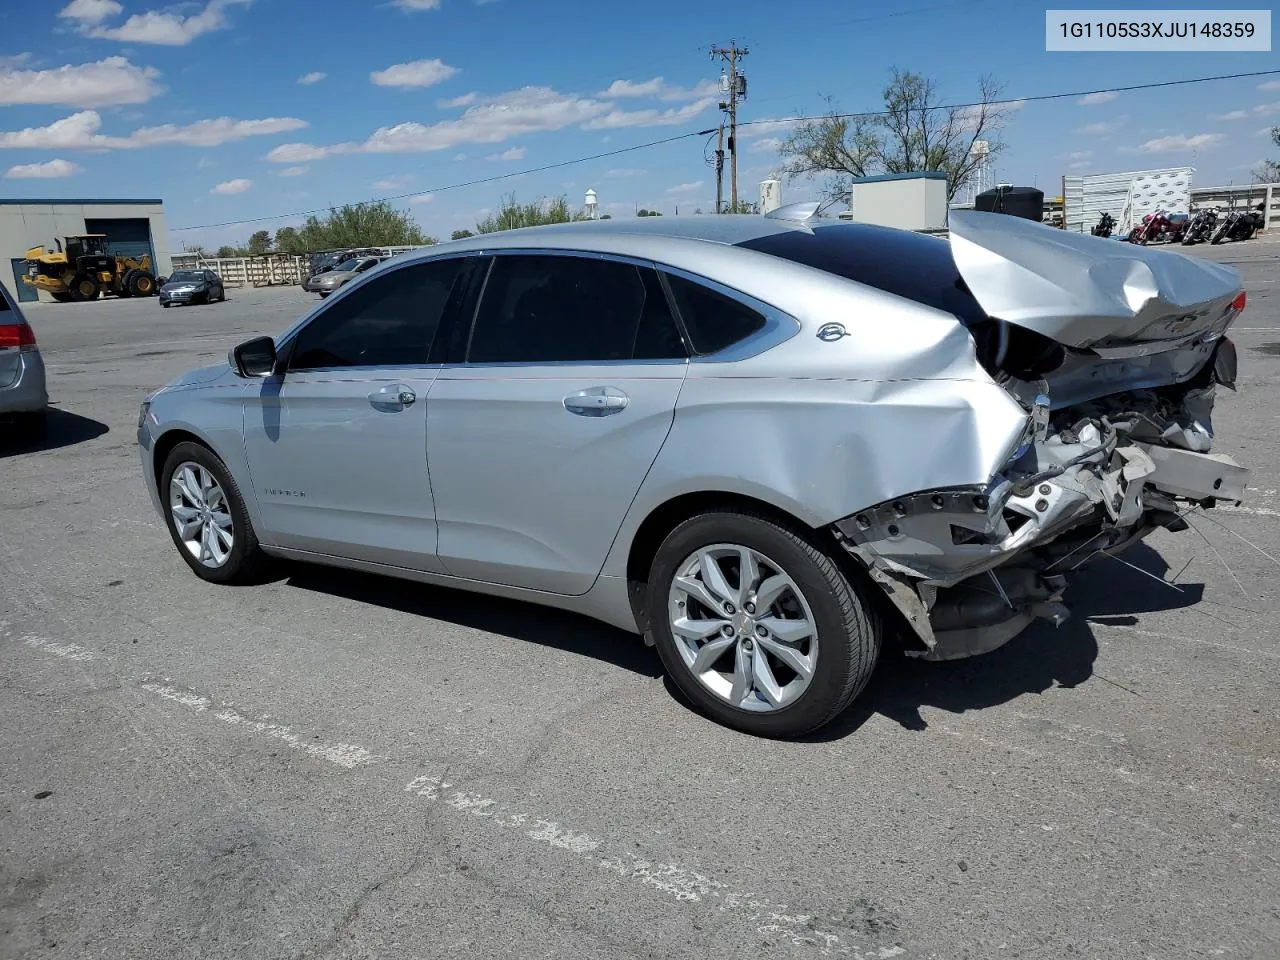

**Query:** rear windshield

left=737, top=223, right=987, bottom=326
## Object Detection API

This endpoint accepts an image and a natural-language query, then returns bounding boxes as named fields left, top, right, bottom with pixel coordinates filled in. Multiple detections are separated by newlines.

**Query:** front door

left=241, top=257, right=465, bottom=572
left=427, top=253, right=690, bottom=595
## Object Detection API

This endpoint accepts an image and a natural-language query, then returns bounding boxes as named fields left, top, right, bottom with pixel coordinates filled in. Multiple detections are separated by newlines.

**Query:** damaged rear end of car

left=826, top=211, right=1249, bottom=660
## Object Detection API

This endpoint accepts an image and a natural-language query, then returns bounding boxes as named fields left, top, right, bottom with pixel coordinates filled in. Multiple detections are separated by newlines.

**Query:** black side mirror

left=230, top=336, right=277, bottom=377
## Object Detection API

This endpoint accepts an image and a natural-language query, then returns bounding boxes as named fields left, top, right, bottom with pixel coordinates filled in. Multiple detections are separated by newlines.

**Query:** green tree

left=247, top=229, right=272, bottom=256
left=275, top=226, right=304, bottom=254
left=779, top=69, right=1012, bottom=202
left=721, top=200, right=759, bottom=214
left=297, top=201, right=435, bottom=250
left=215, top=245, right=237, bottom=259
left=475, top=193, right=588, bottom=233
left=637, top=208, right=663, bottom=217
left=451, top=229, right=475, bottom=240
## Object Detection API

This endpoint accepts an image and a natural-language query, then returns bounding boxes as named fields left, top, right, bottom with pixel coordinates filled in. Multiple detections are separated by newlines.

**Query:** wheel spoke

left=177, top=518, right=203, bottom=540
left=212, top=522, right=233, bottom=550
left=737, top=547, right=761, bottom=605
left=753, top=574, right=789, bottom=613
left=174, top=468, right=202, bottom=508
left=698, top=551, right=735, bottom=608
left=729, top=640, right=753, bottom=705
left=751, top=650, right=784, bottom=707
left=674, top=575, right=723, bottom=616
left=672, top=616, right=730, bottom=642
left=209, top=509, right=233, bottom=531
left=758, top=615, right=813, bottom=645
left=205, top=485, right=226, bottom=511
left=757, top=635, right=814, bottom=680
left=690, top=635, right=736, bottom=673
left=198, top=523, right=212, bottom=563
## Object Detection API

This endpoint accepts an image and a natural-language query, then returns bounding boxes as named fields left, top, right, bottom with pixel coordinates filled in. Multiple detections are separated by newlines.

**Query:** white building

left=0, top=198, right=172, bottom=302
left=844, top=172, right=949, bottom=232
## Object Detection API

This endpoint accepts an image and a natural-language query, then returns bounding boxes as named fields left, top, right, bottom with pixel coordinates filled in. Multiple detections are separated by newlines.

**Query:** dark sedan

left=159, top=270, right=226, bottom=307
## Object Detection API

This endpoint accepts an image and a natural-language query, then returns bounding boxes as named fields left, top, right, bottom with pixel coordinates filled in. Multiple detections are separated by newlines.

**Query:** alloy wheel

left=169, top=461, right=234, bottom=568
left=667, top=543, right=818, bottom=713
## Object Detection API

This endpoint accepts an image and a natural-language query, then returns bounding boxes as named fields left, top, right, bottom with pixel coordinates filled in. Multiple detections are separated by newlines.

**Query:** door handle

left=368, top=384, right=416, bottom=410
left=563, top=386, right=629, bottom=417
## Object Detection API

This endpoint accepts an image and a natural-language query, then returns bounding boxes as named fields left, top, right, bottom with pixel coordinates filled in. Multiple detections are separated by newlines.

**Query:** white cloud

left=0, top=56, right=163, bottom=108
left=439, top=92, right=477, bottom=108
left=409, top=193, right=435, bottom=204
left=604, top=168, right=645, bottom=178
left=737, top=118, right=797, bottom=140
left=370, top=58, right=457, bottom=89
left=1067, top=150, right=1092, bottom=161
left=196, top=156, right=216, bottom=168
left=583, top=98, right=714, bottom=130
left=1074, top=117, right=1127, bottom=136
left=373, top=174, right=412, bottom=189
left=278, top=165, right=309, bottom=176
left=1214, top=109, right=1249, bottom=121
left=600, top=77, right=664, bottom=98
left=666, top=181, right=703, bottom=194
left=1258, top=80, right=1280, bottom=91
left=1215, top=102, right=1280, bottom=121
left=0, top=110, right=307, bottom=151
left=1078, top=91, right=1118, bottom=106
left=1131, top=132, right=1225, bottom=154
left=1068, top=161, right=1093, bottom=170
left=298, top=71, right=326, bottom=85
left=392, top=0, right=441, bottom=9
left=659, top=79, right=721, bottom=102
left=750, top=137, right=782, bottom=153
left=58, top=0, right=122, bottom=24
left=86, top=0, right=254, bottom=46
left=212, top=178, right=252, bottom=194
left=486, top=146, right=526, bottom=160
left=5, top=158, right=82, bottom=179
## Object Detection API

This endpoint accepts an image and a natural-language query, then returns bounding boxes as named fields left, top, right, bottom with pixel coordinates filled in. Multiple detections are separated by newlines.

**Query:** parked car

left=304, top=256, right=384, bottom=297
left=299, top=248, right=386, bottom=290
left=0, top=281, right=48, bottom=443
left=136, top=208, right=1249, bottom=737
left=159, top=269, right=226, bottom=307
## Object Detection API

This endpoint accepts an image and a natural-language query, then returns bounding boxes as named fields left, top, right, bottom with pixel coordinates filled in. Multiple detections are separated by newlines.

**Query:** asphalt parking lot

left=3, top=239, right=1279, bottom=960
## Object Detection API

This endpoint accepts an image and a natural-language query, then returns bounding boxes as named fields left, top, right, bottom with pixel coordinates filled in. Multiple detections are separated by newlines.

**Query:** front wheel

left=646, top=510, right=879, bottom=738
left=160, top=441, right=270, bottom=584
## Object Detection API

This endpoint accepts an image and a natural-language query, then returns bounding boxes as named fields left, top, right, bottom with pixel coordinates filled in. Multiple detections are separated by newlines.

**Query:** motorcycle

left=1181, top=208, right=1219, bottom=245
left=1211, top=209, right=1259, bottom=244
left=1090, top=212, right=1117, bottom=237
left=1126, top=210, right=1188, bottom=245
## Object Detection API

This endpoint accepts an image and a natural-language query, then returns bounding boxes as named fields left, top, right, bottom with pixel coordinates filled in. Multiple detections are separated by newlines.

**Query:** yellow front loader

left=22, top=234, right=158, bottom=302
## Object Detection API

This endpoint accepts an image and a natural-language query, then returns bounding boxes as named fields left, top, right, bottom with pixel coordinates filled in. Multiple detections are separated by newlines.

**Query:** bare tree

left=779, top=69, right=1013, bottom=202
left=1253, top=127, right=1280, bottom=182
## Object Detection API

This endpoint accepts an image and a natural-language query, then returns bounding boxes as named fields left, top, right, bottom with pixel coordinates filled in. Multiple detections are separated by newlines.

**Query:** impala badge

left=816, top=322, right=848, bottom=342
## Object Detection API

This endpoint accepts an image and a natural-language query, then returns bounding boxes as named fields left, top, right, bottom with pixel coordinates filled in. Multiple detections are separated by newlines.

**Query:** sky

left=0, top=0, right=1277, bottom=251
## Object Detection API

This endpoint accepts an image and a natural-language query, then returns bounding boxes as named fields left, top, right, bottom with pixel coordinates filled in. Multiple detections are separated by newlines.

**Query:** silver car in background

left=137, top=207, right=1249, bottom=737
left=1, top=282, right=48, bottom=443
left=304, top=256, right=385, bottom=297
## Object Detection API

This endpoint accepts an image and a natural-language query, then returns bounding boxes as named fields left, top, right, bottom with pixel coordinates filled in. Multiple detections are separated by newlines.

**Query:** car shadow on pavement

left=0, top=407, right=109, bottom=458
left=283, top=565, right=664, bottom=678
left=806, top=542, right=1206, bottom=740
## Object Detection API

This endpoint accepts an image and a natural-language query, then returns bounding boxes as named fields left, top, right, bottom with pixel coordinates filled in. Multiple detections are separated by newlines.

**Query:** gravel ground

left=2, top=238, right=1278, bottom=960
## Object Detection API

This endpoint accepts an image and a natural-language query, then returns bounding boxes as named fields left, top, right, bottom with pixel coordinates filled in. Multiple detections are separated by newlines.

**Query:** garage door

left=10, top=258, right=38, bottom=302
left=85, top=218, right=155, bottom=269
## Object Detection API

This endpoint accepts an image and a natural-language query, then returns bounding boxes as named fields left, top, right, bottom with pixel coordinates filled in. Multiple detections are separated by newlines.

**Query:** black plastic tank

left=974, top=186, right=1044, bottom=221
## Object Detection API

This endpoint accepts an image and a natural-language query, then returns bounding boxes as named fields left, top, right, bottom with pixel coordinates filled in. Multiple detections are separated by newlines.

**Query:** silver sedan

left=1, top=283, right=48, bottom=443
left=136, top=206, right=1250, bottom=737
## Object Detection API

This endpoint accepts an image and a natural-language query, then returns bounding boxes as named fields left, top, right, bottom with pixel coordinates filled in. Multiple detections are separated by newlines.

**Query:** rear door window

left=661, top=273, right=766, bottom=355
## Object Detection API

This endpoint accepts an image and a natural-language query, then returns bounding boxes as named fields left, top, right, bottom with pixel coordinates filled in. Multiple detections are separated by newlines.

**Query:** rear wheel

left=646, top=509, right=880, bottom=738
left=118, top=269, right=138, bottom=297
left=68, top=274, right=100, bottom=302
left=160, top=441, right=269, bottom=585
left=50, top=292, right=73, bottom=303
left=129, top=271, right=156, bottom=297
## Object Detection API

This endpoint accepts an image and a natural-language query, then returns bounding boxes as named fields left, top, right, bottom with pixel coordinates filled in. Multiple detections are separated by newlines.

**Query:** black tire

left=645, top=509, right=880, bottom=738
left=161, top=302, right=171, bottom=308
left=155, top=276, right=168, bottom=288
left=129, top=271, right=156, bottom=297
left=159, top=441, right=270, bottom=585
left=51, top=292, right=73, bottom=303
left=68, top=273, right=100, bottom=302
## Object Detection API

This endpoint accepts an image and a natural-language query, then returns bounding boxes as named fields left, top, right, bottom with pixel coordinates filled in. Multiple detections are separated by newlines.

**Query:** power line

left=173, top=67, right=1280, bottom=232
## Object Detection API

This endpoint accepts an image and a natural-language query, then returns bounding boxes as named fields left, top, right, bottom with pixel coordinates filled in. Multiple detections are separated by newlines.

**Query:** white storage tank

left=759, top=179, right=782, bottom=214
left=846, top=172, right=948, bottom=231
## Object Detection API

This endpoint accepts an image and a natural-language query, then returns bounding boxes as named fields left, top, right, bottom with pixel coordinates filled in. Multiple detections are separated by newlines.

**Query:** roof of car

left=445, top=213, right=807, bottom=249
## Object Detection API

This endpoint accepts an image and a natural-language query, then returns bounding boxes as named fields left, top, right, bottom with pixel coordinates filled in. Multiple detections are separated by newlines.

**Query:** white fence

left=170, top=245, right=434, bottom=287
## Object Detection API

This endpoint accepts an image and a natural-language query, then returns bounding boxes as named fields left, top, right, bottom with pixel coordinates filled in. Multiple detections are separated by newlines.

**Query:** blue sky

left=1, top=0, right=1277, bottom=250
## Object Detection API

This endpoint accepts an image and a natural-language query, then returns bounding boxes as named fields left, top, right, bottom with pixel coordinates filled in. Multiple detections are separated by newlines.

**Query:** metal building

left=1062, top=168, right=1193, bottom=235
left=0, top=198, right=172, bottom=302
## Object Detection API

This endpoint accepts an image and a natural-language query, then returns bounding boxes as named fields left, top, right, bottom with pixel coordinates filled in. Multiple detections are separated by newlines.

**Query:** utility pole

left=710, top=41, right=748, bottom=211
left=714, top=122, right=725, bottom=214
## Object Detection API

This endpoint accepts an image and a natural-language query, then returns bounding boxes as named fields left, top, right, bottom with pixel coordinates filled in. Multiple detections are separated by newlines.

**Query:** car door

left=241, top=256, right=469, bottom=572
left=426, top=252, right=690, bottom=595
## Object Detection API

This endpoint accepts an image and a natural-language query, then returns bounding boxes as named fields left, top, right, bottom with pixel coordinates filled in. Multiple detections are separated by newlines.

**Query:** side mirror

left=230, top=336, right=277, bottom=378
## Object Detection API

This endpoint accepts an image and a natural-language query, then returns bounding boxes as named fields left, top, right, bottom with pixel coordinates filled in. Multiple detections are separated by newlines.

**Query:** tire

left=128, top=271, right=156, bottom=297
left=161, top=302, right=171, bottom=308
left=68, top=273, right=100, bottom=302
left=51, top=292, right=73, bottom=303
left=159, top=441, right=270, bottom=585
left=645, top=509, right=880, bottom=738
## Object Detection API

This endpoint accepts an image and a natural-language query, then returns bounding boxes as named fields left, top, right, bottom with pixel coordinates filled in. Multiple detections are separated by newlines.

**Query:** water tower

left=952, top=140, right=994, bottom=207
left=759, top=179, right=782, bottom=214
left=584, top=188, right=598, bottom=220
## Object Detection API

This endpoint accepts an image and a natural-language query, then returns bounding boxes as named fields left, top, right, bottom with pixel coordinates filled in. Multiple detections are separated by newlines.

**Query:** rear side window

left=290, top=258, right=462, bottom=370
left=662, top=273, right=766, bottom=355
left=467, top=255, right=685, bottom=363
left=0, top=292, right=9, bottom=312
left=737, top=224, right=988, bottom=326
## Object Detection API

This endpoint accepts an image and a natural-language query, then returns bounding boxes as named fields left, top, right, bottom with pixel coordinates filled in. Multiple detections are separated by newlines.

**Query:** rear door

left=241, top=257, right=470, bottom=571
left=426, top=252, right=690, bottom=595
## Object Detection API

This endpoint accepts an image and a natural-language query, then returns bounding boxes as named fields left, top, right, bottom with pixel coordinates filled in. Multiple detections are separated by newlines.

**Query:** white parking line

left=17, top=635, right=97, bottom=662
left=140, top=680, right=385, bottom=769
left=402, top=774, right=885, bottom=956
